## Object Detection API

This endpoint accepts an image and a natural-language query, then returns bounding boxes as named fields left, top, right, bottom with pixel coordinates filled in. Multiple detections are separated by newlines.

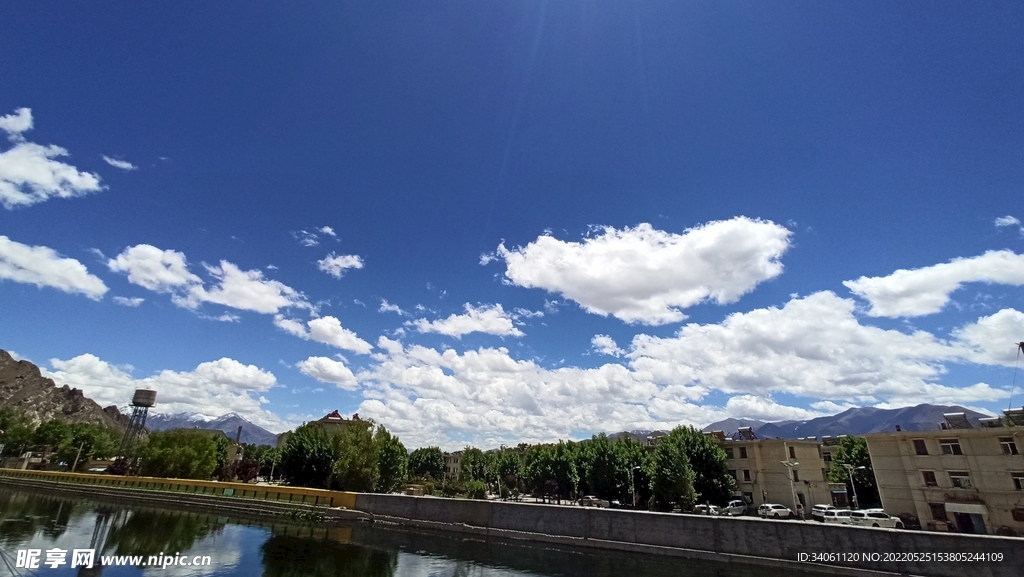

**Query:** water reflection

left=1, top=488, right=835, bottom=577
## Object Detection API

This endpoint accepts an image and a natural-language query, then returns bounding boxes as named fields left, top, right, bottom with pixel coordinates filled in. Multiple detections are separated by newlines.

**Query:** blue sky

left=1, top=2, right=1023, bottom=449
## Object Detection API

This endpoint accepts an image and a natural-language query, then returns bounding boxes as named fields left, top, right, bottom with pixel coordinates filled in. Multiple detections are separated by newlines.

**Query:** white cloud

left=102, top=156, right=137, bottom=171
left=722, top=395, right=825, bottom=422
left=0, top=235, right=108, bottom=300
left=317, top=252, right=364, bottom=278
left=296, top=356, right=359, bottom=390
left=379, top=299, right=407, bottom=315
left=409, top=303, right=525, bottom=338
left=108, top=244, right=201, bottom=292
left=496, top=217, right=791, bottom=325
left=43, top=354, right=288, bottom=432
left=843, top=250, right=1024, bottom=317
left=273, top=315, right=373, bottom=354
left=112, top=296, right=144, bottom=307
left=591, top=334, right=625, bottom=357
left=995, top=215, right=1021, bottom=228
left=319, top=226, right=336, bottom=237
left=0, top=108, right=104, bottom=209
left=293, top=230, right=319, bottom=247
left=0, top=108, right=33, bottom=136
left=952, top=308, right=1024, bottom=366
left=109, top=244, right=311, bottom=315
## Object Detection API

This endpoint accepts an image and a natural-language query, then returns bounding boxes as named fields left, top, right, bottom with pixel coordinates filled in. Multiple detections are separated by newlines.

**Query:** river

left=0, top=488, right=837, bottom=576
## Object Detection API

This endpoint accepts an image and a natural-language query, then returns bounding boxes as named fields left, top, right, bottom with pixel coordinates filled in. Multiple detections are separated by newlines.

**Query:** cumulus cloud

left=995, top=215, right=1021, bottom=228
left=379, top=299, right=407, bottom=315
left=43, top=354, right=289, bottom=432
left=319, top=226, right=336, bottom=237
left=296, top=356, right=359, bottom=390
left=102, top=156, right=137, bottom=171
left=496, top=217, right=791, bottom=325
left=952, top=308, right=1024, bottom=366
left=843, top=250, right=1024, bottom=317
left=108, top=244, right=311, bottom=315
left=591, top=334, right=625, bottom=357
left=112, top=296, right=144, bottom=307
left=409, top=303, right=525, bottom=338
left=317, top=252, right=364, bottom=278
left=0, top=235, right=108, bottom=299
left=273, top=315, right=373, bottom=354
left=0, top=108, right=104, bottom=209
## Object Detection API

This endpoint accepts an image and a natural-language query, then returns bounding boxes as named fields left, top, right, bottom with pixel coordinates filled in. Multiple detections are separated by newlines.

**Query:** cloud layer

left=0, top=235, right=108, bottom=299
left=496, top=217, right=791, bottom=325
left=409, top=303, right=524, bottom=338
left=844, top=250, right=1024, bottom=317
left=274, top=315, right=373, bottom=354
left=0, top=108, right=104, bottom=209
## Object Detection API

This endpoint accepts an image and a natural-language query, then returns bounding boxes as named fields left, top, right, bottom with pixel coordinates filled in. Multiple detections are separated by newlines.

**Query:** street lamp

left=843, top=464, right=866, bottom=509
left=781, top=460, right=800, bottom=518
left=630, top=466, right=641, bottom=508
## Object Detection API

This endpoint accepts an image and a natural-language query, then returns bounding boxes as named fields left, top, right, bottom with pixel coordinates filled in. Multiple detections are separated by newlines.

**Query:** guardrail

left=0, top=468, right=357, bottom=509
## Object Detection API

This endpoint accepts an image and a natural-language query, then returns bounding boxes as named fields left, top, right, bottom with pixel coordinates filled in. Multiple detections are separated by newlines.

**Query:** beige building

left=275, top=410, right=370, bottom=448
left=714, top=428, right=847, bottom=515
left=444, top=451, right=462, bottom=481
left=864, top=410, right=1024, bottom=536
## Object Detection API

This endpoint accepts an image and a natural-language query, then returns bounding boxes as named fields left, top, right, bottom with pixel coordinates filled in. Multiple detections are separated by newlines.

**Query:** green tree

left=374, top=427, right=408, bottom=493
left=0, top=408, right=35, bottom=458
left=138, top=430, right=219, bottom=479
left=649, top=429, right=696, bottom=512
left=493, top=449, right=523, bottom=499
left=332, top=422, right=378, bottom=492
left=569, top=440, right=593, bottom=497
left=617, top=438, right=653, bottom=508
left=524, top=442, right=578, bottom=501
left=33, top=419, right=71, bottom=449
left=458, top=447, right=490, bottom=483
left=672, top=426, right=735, bottom=506
left=408, top=446, right=445, bottom=480
left=586, top=433, right=625, bottom=501
left=280, top=423, right=337, bottom=488
left=58, top=423, right=119, bottom=470
left=827, top=436, right=880, bottom=508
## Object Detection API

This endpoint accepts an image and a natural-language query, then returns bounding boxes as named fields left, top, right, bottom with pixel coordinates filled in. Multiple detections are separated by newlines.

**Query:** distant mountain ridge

left=0, top=348, right=128, bottom=431
left=146, top=412, right=279, bottom=447
left=701, top=404, right=991, bottom=439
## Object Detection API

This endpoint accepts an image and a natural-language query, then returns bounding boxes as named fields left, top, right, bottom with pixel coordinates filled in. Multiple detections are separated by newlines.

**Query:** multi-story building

left=712, top=428, right=848, bottom=516
left=444, top=451, right=462, bottom=481
left=864, top=410, right=1024, bottom=535
left=275, top=410, right=370, bottom=448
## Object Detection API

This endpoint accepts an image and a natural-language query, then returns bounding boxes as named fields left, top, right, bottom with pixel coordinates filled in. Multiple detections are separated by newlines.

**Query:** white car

left=847, top=510, right=904, bottom=529
left=759, top=504, right=794, bottom=518
left=723, top=499, right=747, bottom=516
left=693, top=504, right=721, bottom=515
left=578, top=496, right=610, bottom=508
left=822, top=509, right=852, bottom=524
left=810, top=504, right=838, bottom=521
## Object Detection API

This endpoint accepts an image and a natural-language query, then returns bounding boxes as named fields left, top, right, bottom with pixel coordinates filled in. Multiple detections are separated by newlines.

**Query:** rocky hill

left=0, top=349, right=127, bottom=431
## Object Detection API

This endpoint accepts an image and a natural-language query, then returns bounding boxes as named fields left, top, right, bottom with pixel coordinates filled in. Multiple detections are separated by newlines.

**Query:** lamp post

left=843, top=464, right=866, bottom=509
left=630, top=466, right=641, bottom=508
left=781, top=460, right=800, bottom=518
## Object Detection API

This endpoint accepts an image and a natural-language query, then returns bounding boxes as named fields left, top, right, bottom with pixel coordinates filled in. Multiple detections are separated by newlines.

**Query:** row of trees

left=0, top=408, right=120, bottom=470
left=277, top=420, right=408, bottom=493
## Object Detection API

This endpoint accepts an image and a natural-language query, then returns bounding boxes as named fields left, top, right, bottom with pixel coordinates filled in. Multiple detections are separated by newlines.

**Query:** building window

left=743, top=469, right=751, bottom=481
left=739, top=447, right=748, bottom=459
left=789, top=446, right=796, bottom=459
left=928, top=503, right=946, bottom=520
left=939, top=439, right=963, bottom=455
left=1000, top=437, right=1019, bottom=455
left=742, top=491, right=753, bottom=503
left=1013, top=474, right=1024, bottom=491
left=913, top=439, right=928, bottom=455
left=949, top=471, right=972, bottom=489
left=922, top=471, right=938, bottom=487
left=822, top=451, right=832, bottom=463
left=792, top=469, right=800, bottom=482
left=729, top=469, right=737, bottom=481
left=822, top=468, right=829, bottom=481
left=724, top=447, right=734, bottom=459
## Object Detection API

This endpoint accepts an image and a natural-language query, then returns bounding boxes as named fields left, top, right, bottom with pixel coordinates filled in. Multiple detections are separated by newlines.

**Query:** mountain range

left=146, top=413, right=279, bottom=447
left=701, top=404, right=991, bottom=439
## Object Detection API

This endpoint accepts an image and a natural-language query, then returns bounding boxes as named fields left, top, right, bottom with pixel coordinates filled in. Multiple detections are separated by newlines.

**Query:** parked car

left=578, top=495, right=610, bottom=508
left=693, top=504, right=721, bottom=515
left=848, top=510, right=904, bottom=529
left=723, top=499, right=747, bottom=516
left=822, top=509, right=853, bottom=524
left=759, top=504, right=794, bottom=518
left=810, top=504, right=839, bottom=521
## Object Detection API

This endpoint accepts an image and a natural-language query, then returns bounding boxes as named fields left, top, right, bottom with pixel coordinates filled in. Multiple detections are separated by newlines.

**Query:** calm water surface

left=0, top=488, right=834, bottom=577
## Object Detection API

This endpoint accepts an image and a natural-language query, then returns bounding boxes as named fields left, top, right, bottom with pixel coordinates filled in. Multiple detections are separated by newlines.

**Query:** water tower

left=118, top=388, right=157, bottom=459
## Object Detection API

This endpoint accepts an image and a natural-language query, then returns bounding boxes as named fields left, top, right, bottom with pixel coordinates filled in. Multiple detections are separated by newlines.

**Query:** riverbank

left=2, top=469, right=1020, bottom=577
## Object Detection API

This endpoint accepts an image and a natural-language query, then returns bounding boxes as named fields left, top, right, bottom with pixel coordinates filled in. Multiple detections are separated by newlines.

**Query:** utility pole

left=844, top=463, right=865, bottom=509
left=70, top=441, right=85, bottom=472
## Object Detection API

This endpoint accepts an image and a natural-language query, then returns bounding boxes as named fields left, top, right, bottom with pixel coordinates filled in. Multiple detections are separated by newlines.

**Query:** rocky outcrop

left=0, top=349, right=126, bottom=431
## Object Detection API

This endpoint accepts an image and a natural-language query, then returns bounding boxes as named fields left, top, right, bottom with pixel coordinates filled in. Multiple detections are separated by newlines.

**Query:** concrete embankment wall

left=354, top=493, right=1022, bottom=577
